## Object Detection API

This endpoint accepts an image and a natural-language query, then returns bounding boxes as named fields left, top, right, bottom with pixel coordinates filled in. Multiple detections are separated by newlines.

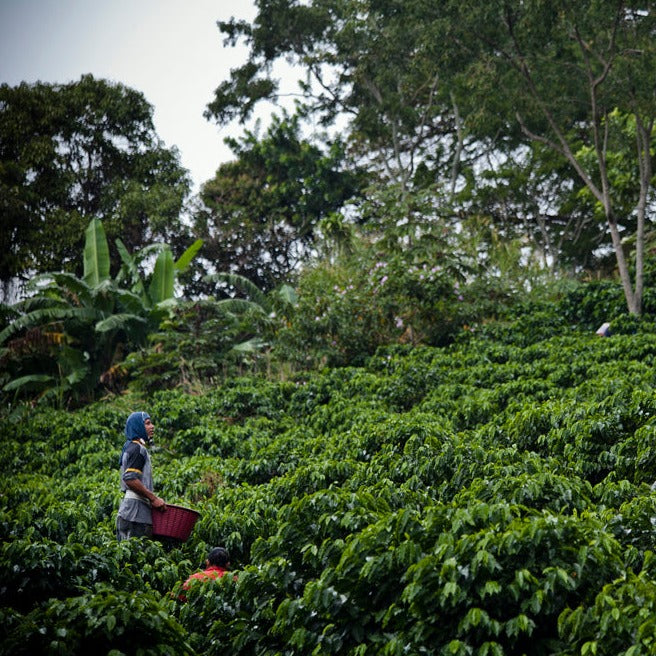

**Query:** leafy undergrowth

left=3, top=323, right=656, bottom=655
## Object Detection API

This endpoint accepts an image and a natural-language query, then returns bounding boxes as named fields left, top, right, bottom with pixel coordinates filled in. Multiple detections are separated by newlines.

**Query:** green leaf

left=205, top=272, right=269, bottom=307
left=3, top=374, right=55, bottom=392
left=231, top=337, right=267, bottom=353
left=216, top=298, right=267, bottom=315
left=481, top=580, right=502, bottom=599
left=0, top=307, right=97, bottom=344
left=83, top=218, right=110, bottom=287
left=148, top=247, right=175, bottom=304
left=65, top=363, right=90, bottom=385
left=115, top=238, right=147, bottom=300
left=96, top=314, right=148, bottom=333
left=276, top=284, right=298, bottom=305
left=174, top=239, right=203, bottom=272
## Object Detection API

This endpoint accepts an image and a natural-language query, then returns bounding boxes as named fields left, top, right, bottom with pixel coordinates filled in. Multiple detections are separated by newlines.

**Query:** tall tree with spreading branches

left=0, top=74, right=191, bottom=300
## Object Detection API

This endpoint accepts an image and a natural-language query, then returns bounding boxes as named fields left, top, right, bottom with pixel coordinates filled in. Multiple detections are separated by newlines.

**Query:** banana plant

left=0, top=218, right=202, bottom=406
left=115, top=235, right=203, bottom=311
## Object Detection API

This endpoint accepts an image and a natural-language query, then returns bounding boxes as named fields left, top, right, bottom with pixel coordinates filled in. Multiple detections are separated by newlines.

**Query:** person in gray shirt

left=116, top=411, right=166, bottom=540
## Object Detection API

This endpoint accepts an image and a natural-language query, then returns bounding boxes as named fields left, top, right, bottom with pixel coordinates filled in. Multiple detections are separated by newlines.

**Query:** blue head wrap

left=119, top=411, right=151, bottom=466
left=125, top=411, right=150, bottom=440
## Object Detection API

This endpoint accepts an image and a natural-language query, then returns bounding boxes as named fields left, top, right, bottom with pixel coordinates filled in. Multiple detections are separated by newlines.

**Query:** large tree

left=211, top=1, right=655, bottom=313
left=208, top=0, right=472, bottom=194
left=446, top=0, right=656, bottom=314
left=0, top=74, right=191, bottom=300
left=190, top=113, right=364, bottom=292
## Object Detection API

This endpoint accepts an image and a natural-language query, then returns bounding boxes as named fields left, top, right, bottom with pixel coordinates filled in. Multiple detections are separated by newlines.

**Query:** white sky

left=0, top=0, right=297, bottom=193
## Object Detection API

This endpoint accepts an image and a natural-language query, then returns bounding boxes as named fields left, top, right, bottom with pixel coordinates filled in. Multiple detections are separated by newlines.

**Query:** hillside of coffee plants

left=3, top=316, right=656, bottom=655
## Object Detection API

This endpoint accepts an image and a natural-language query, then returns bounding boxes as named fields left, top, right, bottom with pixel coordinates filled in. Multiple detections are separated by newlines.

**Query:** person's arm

left=125, top=478, right=166, bottom=509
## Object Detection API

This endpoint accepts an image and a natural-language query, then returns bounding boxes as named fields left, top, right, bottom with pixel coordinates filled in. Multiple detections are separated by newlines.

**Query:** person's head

left=125, top=411, right=154, bottom=444
left=206, top=547, right=230, bottom=568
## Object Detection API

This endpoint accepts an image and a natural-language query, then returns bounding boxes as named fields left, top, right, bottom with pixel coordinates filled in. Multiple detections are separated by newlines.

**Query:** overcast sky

left=0, top=0, right=296, bottom=193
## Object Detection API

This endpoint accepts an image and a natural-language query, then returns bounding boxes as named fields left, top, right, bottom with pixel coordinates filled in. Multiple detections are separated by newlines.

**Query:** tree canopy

left=449, top=0, right=656, bottom=314
left=0, top=74, right=191, bottom=299
left=209, top=0, right=466, bottom=191
left=209, top=0, right=656, bottom=314
left=190, top=113, right=364, bottom=292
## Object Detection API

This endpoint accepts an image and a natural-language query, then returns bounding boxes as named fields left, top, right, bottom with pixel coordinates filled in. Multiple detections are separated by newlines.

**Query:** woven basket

left=152, top=504, right=200, bottom=542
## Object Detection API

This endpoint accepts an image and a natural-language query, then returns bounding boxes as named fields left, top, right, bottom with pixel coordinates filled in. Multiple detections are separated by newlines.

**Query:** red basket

left=152, top=504, right=200, bottom=542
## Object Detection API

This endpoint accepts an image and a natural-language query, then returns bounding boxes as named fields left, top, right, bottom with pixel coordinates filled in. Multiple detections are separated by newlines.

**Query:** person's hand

left=152, top=496, right=166, bottom=510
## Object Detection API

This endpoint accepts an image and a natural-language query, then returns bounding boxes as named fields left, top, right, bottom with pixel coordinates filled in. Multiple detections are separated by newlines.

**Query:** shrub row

left=2, top=328, right=656, bottom=654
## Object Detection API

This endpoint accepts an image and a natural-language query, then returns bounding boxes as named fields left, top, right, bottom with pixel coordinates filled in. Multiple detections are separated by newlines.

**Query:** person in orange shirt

left=180, top=547, right=231, bottom=600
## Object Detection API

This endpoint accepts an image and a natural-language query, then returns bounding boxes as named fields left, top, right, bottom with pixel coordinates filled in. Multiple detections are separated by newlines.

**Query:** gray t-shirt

left=117, top=440, right=154, bottom=524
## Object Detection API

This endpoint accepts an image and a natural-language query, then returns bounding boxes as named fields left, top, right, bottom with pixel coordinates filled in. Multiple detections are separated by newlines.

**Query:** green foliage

left=275, top=181, right=581, bottom=368
left=0, top=219, right=201, bottom=406
left=557, top=281, right=630, bottom=331
left=559, top=552, right=656, bottom=655
left=124, top=276, right=295, bottom=394
left=210, top=0, right=656, bottom=315
left=275, top=233, right=471, bottom=367
left=210, top=0, right=465, bottom=190
left=190, top=112, right=364, bottom=293
left=0, top=74, right=190, bottom=290
left=122, top=300, right=245, bottom=394
left=4, top=321, right=656, bottom=654
left=2, top=585, right=192, bottom=656
left=83, top=219, right=111, bottom=288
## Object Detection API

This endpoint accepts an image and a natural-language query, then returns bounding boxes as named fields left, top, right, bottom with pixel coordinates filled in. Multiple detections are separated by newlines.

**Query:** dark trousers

left=116, top=515, right=153, bottom=540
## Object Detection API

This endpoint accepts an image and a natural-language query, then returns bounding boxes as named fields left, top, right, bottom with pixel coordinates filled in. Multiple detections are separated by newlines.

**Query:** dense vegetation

left=2, top=3, right=656, bottom=653
left=3, top=2, right=655, bottom=408
left=3, top=312, right=656, bottom=655
left=0, top=75, right=191, bottom=289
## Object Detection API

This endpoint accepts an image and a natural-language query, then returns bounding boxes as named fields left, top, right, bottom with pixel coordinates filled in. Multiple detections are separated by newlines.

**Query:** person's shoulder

left=183, top=571, right=207, bottom=589
left=126, top=441, right=146, bottom=455
left=208, top=568, right=228, bottom=579
left=188, top=571, right=208, bottom=583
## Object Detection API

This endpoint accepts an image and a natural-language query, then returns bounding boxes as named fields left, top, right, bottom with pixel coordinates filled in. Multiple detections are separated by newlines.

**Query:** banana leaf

left=148, top=248, right=175, bottom=305
left=3, top=374, right=55, bottom=392
left=115, top=238, right=147, bottom=301
left=96, top=314, right=148, bottom=333
left=204, top=272, right=269, bottom=307
left=0, top=307, right=98, bottom=344
left=83, top=218, right=110, bottom=287
left=175, top=239, right=203, bottom=272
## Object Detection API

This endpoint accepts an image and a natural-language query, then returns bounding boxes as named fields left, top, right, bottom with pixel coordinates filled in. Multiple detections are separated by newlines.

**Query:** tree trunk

left=607, top=213, right=640, bottom=315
